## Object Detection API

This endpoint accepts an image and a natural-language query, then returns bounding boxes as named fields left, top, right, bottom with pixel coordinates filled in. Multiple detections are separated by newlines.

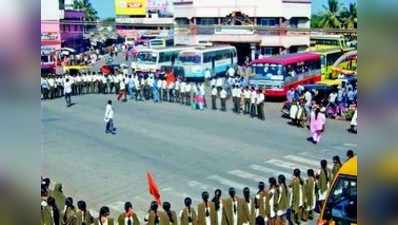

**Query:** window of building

left=196, top=18, right=218, bottom=25
left=175, top=18, right=189, bottom=26
left=257, top=18, right=279, bottom=27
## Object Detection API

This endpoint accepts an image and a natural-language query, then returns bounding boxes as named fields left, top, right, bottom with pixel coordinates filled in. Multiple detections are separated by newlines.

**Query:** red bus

left=249, top=52, right=321, bottom=97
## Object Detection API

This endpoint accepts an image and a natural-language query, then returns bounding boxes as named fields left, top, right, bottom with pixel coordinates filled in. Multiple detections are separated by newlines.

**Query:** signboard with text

left=115, top=0, right=147, bottom=16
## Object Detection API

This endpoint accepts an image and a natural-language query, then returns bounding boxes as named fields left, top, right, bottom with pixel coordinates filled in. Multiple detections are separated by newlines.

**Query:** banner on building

left=115, top=0, right=147, bottom=16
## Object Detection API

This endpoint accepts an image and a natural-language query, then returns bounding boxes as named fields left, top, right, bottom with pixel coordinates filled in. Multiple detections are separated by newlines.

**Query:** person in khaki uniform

left=303, top=170, right=316, bottom=221
left=289, top=169, right=304, bottom=225
left=221, top=188, right=240, bottom=225
left=276, top=175, right=289, bottom=225
left=117, top=202, right=140, bottom=225
left=50, top=183, right=66, bottom=216
left=254, top=182, right=267, bottom=223
left=159, top=202, right=178, bottom=225
left=317, top=160, right=332, bottom=209
left=62, top=197, right=78, bottom=225
left=211, top=189, right=223, bottom=225
left=76, top=200, right=94, bottom=225
left=94, top=206, right=114, bottom=225
left=180, top=197, right=197, bottom=225
left=197, top=192, right=217, bottom=225
left=145, top=201, right=161, bottom=225
left=267, top=178, right=278, bottom=225
left=237, top=187, right=255, bottom=225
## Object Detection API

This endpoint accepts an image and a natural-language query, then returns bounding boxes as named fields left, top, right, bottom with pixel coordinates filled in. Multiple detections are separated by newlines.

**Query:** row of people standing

left=41, top=151, right=355, bottom=225
left=210, top=85, right=265, bottom=121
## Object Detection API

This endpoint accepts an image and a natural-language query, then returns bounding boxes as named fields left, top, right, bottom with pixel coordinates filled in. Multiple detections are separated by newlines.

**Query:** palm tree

left=73, top=0, right=99, bottom=21
left=340, top=3, right=357, bottom=29
left=319, top=0, right=342, bottom=28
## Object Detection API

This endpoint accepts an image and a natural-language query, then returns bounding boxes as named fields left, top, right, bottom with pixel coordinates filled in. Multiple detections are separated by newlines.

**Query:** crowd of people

left=41, top=68, right=268, bottom=121
left=285, top=80, right=358, bottom=136
left=41, top=150, right=356, bottom=225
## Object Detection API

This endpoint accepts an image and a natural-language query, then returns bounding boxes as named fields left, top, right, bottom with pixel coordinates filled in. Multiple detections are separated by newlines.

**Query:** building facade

left=115, top=0, right=174, bottom=41
left=60, top=9, right=89, bottom=52
left=173, top=0, right=311, bottom=63
left=41, top=0, right=62, bottom=71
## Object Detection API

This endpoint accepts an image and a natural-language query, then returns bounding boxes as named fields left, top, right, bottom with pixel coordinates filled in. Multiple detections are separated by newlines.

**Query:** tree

left=319, top=0, right=342, bottom=28
left=73, top=0, right=99, bottom=21
left=311, top=14, right=323, bottom=28
left=340, top=3, right=357, bottom=29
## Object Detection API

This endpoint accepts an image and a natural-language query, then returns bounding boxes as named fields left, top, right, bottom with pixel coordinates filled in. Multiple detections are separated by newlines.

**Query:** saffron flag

left=146, top=171, right=161, bottom=204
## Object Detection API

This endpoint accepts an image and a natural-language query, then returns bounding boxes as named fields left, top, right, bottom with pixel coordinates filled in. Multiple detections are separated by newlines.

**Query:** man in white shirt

left=174, top=79, right=181, bottom=103
left=243, top=87, right=251, bottom=114
left=216, top=77, right=224, bottom=92
left=64, top=78, right=73, bottom=107
left=227, top=66, right=235, bottom=77
left=211, top=85, right=218, bottom=110
left=304, top=90, right=312, bottom=118
left=185, top=82, right=192, bottom=106
left=220, top=88, right=227, bottom=111
left=104, top=100, right=116, bottom=134
left=250, top=87, right=257, bottom=118
left=256, top=89, right=265, bottom=120
left=180, top=81, right=186, bottom=105
left=47, top=75, right=56, bottom=99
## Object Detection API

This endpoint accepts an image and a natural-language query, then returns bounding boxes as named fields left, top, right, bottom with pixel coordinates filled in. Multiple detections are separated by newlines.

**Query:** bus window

left=322, top=175, right=357, bottom=224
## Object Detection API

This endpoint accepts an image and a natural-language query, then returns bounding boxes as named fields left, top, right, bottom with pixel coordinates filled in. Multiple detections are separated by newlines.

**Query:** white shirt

left=256, top=93, right=264, bottom=104
left=119, top=80, right=125, bottom=90
left=250, top=91, right=257, bottom=104
left=211, top=88, right=218, bottom=96
left=216, top=78, right=223, bottom=87
left=162, top=80, right=167, bottom=89
left=180, top=82, right=186, bottom=93
left=204, top=70, right=211, bottom=79
left=210, top=79, right=216, bottom=87
left=228, top=67, right=235, bottom=77
left=304, top=91, right=312, bottom=106
left=185, top=83, right=192, bottom=92
left=220, top=89, right=227, bottom=99
left=329, top=92, right=337, bottom=103
left=104, top=104, right=114, bottom=121
left=48, top=78, right=55, bottom=87
left=244, top=90, right=251, bottom=99
left=64, top=81, right=72, bottom=94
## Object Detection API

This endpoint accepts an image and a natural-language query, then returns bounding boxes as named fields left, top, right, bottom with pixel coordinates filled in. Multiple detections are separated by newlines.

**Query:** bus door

left=211, top=58, right=216, bottom=75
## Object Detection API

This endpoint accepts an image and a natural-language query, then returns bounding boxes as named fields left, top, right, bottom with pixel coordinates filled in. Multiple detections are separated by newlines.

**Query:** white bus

left=131, top=47, right=192, bottom=72
left=175, top=45, right=237, bottom=79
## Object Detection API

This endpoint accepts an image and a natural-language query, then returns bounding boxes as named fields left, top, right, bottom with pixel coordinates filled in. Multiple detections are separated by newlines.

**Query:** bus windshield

left=323, top=175, right=357, bottom=224
left=136, top=51, right=157, bottom=64
left=177, top=54, right=201, bottom=64
left=252, top=63, right=285, bottom=81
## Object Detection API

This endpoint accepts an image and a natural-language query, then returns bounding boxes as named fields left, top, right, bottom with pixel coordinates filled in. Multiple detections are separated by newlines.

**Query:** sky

left=91, top=0, right=357, bottom=19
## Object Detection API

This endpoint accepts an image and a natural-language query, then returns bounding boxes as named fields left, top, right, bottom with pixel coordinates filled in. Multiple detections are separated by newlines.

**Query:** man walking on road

left=64, top=78, right=72, bottom=107
left=104, top=100, right=116, bottom=134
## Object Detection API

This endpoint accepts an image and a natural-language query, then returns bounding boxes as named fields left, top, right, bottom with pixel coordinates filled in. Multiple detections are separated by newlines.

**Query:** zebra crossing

left=89, top=145, right=352, bottom=219
left=185, top=146, right=349, bottom=195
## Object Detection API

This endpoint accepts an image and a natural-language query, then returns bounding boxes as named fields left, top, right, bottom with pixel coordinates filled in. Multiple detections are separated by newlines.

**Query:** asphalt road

left=41, top=92, right=358, bottom=225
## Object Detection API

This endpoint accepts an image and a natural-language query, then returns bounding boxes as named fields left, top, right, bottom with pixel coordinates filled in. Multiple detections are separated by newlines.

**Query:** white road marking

left=284, top=155, right=321, bottom=168
left=188, top=180, right=212, bottom=190
left=207, top=175, right=248, bottom=190
left=228, top=169, right=266, bottom=183
left=265, top=159, right=310, bottom=171
left=344, top=143, right=357, bottom=147
left=249, top=164, right=290, bottom=178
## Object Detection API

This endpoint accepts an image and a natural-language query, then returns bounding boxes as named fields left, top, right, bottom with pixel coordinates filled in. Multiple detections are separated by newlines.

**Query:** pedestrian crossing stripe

left=249, top=164, right=291, bottom=179
left=265, top=158, right=310, bottom=171
left=208, top=175, right=252, bottom=190
left=188, top=180, right=213, bottom=190
left=228, top=169, right=267, bottom=183
left=284, top=155, right=321, bottom=168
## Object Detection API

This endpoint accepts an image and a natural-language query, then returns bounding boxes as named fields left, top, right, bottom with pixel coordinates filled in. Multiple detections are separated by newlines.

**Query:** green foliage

left=72, top=0, right=99, bottom=21
left=311, top=0, right=357, bottom=29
